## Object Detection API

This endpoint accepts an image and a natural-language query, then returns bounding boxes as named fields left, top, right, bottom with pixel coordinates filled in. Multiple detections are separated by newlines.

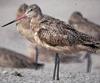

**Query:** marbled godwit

left=1, top=3, right=81, bottom=66
left=16, top=3, right=43, bottom=68
left=68, top=11, right=100, bottom=40
left=13, top=3, right=79, bottom=66
left=2, top=4, right=100, bottom=80
left=68, top=11, right=100, bottom=72
left=0, top=47, right=43, bottom=68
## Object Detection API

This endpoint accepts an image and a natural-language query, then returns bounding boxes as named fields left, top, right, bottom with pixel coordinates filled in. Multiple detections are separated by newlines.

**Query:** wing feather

left=37, top=15, right=99, bottom=48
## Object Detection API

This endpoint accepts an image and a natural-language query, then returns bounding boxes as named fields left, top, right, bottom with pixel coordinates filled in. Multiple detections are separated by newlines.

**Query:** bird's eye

left=30, top=9, right=33, bottom=12
left=27, top=8, right=33, bottom=13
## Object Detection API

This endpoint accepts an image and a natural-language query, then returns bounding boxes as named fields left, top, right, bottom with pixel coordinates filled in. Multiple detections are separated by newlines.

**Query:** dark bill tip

left=1, top=20, right=16, bottom=27
left=1, top=14, right=26, bottom=27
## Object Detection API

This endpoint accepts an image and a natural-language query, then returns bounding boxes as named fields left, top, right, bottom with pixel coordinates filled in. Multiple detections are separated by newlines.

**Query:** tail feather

left=83, top=42, right=100, bottom=49
left=79, top=32, right=100, bottom=49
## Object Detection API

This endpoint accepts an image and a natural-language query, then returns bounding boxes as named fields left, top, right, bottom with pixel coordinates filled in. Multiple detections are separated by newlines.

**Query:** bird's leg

left=85, top=52, right=92, bottom=73
left=34, top=46, right=44, bottom=69
left=53, top=53, right=58, bottom=80
left=56, top=53, right=60, bottom=80
left=35, top=46, right=39, bottom=64
left=53, top=53, right=60, bottom=80
left=34, top=46, right=39, bottom=69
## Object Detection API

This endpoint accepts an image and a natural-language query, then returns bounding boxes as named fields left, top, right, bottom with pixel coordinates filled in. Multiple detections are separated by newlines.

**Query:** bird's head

left=69, top=11, right=83, bottom=24
left=16, top=3, right=28, bottom=17
left=25, top=4, right=42, bottom=19
left=1, top=4, right=42, bottom=27
left=16, top=3, right=28, bottom=19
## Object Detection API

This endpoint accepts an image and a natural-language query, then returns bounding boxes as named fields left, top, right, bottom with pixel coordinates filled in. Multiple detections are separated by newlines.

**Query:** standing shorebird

left=16, top=3, right=43, bottom=68
left=68, top=11, right=100, bottom=72
left=2, top=4, right=100, bottom=80
left=16, top=5, right=83, bottom=64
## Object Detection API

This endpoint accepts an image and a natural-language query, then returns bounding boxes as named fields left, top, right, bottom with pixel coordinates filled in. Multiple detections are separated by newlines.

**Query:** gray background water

left=0, top=0, right=100, bottom=54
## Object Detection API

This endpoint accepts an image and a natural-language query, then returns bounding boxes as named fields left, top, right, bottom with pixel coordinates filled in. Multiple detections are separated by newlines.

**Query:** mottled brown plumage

left=22, top=4, right=100, bottom=80
left=24, top=4, right=100, bottom=55
left=2, top=4, right=100, bottom=80
left=16, top=4, right=83, bottom=65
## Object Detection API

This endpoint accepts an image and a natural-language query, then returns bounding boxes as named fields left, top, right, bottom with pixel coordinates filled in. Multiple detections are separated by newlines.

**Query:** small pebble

left=11, top=71, right=23, bottom=77
left=2, top=71, right=8, bottom=74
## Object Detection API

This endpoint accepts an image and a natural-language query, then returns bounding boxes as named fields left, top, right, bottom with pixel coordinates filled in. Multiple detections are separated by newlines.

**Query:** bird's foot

left=33, top=62, right=44, bottom=70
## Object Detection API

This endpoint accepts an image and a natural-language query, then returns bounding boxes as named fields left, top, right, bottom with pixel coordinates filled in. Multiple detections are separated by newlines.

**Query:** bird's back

left=30, top=15, right=100, bottom=54
left=69, top=15, right=100, bottom=40
left=0, top=47, right=35, bottom=68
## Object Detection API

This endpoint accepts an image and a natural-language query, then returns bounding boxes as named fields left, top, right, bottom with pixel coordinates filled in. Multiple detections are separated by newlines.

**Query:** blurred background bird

left=68, top=11, right=100, bottom=72
left=16, top=3, right=44, bottom=68
left=0, top=47, right=43, bottom=69
left=68, top=11, right=100, bottom=40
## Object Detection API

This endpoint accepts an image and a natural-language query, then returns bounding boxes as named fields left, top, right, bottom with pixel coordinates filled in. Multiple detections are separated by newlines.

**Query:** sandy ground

left=0, top=61, right=100, bottom=83
left=0, top=53, right=100, bottom=83
left=0, top=0, right=100, bottom=83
